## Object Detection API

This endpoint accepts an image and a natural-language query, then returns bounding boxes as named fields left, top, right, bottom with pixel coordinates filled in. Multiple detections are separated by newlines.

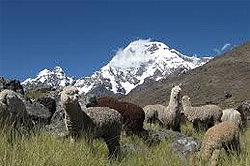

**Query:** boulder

left=44, top=102, right=67, bottom=136
left=0, top=89, right=33, bottom=132
left=4, top=79, right=25, bottom=95
left=36, top=97, right=56, bottom=122
left=146, top=129, right=201, bottom=161
left=121, top=142, right=143, bottom=156
left=25, top=100, right=53, bottom=126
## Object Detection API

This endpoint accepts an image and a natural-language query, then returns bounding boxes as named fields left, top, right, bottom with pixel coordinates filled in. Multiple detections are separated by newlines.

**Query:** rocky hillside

left=122, top=42, right=250, bottom=109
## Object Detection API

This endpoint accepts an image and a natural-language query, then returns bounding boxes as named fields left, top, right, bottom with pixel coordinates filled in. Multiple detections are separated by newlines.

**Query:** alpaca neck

left=182, top=101, right=192, bottom=112
left=65, top=102, right=87, bottom=119
left=168, top=93, right=180, bottom=113
left=64, top=101, right=94, bottom=130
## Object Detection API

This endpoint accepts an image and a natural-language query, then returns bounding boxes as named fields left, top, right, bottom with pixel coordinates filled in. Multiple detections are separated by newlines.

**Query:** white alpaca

left=182, top=95, right=222, bottom=131
left=144, top=85, right=182, bottom=131
left=144, top=104, right=165, bottom=125
left=221, top=109, right=242, bottom=127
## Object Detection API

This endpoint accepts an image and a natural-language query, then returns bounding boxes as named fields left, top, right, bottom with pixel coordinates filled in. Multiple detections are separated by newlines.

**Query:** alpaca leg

left=104, top=135, right=121, bottom=159
left=209, top=149, right=220, bottom=166
left=70, top=136, right=76, bottom=143
left=156, top=119, right=164, bottom=127
left=124, top=123, right=133, bottom=136
left=174, top=121, right=181, bottom=132
left=193, top=121, right=199, bottom=132
left=230, top=136, right=241, bottom=155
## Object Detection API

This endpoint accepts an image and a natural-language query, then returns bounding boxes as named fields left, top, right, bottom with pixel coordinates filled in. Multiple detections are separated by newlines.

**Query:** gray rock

left=4, top=79, right=24, bottom=95
left=121, top=143, right=143, bottom=155
left=36, top=97, right=56, bottom=122
left=146, top=129, right=201, bottom=161
left=0, top=89, right=33, bottom=133
left=170, top=136, right=201, bottom=160
left=44, top=102, right=67, bottom=136
left=25, top=101, right=52, bottom=125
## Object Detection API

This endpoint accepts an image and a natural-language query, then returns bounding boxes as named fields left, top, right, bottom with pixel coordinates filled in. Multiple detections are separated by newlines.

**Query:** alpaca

left=193, top=121, right=241, bottom=166
left=160, top=85, right=182, bottom=132
left=60, top=86, right=122, bottom=158
left=143, top=104, right=165, bottom=125
left=86, top=96, right=148, bottom=138
left=236, top=101, right=250, bottom=128
left=221, top=109, right=242, bottom=128
left=144, top=85, right=182, bottom=131
left=182, top=95, right=222, bottom=131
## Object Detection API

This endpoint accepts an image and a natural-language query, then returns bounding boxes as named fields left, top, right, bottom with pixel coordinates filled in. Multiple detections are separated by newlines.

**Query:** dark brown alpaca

left=86, top=96, right=148, bottom=138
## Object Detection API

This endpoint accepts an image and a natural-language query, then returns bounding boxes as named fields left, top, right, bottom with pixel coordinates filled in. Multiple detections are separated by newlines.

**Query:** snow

left=22, top=66, right=74, bottom=88
left=22, top=39, right=212, bottom=95
left=38, top=69, right=51, bottom=77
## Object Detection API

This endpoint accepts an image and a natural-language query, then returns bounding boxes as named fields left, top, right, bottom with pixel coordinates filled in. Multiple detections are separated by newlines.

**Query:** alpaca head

left=171, top=85, right=182, bottom=100
left=60, top=86, right=79, bottom=106
left=182, top=95, right=191, bottom=107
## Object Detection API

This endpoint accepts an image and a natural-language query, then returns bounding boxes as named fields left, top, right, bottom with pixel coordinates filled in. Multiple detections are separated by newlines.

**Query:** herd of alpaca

left=0, top=84, right=248, bottom=164
left=59, top=84, right=246, bottom=163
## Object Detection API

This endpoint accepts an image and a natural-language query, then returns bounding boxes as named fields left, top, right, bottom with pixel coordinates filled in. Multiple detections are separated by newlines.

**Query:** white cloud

left=213, top=43, right=233, bottom=55
left=221, top=43, right=231, bottom=51
left=109, top=39, right=152, bottom=69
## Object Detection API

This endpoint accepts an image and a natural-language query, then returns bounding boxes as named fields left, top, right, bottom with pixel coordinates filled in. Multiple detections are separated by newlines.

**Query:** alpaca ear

left=179, top=83, right=182, bottom=87
left=172, top=84, right=175, bottom=87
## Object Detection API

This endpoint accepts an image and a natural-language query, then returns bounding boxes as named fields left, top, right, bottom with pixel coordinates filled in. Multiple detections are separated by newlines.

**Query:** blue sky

left=0, top=0, right=249, bottom=80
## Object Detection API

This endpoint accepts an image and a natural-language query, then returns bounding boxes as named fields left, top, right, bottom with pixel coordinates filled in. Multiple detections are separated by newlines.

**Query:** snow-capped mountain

left=22, top=39, right=212, bottom=95
left=22, top=66, right=75, bottom=89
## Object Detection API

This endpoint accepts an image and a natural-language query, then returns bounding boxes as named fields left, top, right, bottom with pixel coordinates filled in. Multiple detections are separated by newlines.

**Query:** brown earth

left=121, top=42, right=250, bottom=109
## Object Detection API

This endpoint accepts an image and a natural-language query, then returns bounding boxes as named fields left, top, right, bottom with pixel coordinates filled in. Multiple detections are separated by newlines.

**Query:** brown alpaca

left=86, top=96, right=147, bottom=137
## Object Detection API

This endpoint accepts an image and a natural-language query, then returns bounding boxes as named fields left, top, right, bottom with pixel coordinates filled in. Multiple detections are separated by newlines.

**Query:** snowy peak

left=22, top=39, right=212, bottom=95
left=109, top=40, right=171, bottom=69
left=22, top=66, right=74, bottom=88
left=74, top=39, right=212, bottom=95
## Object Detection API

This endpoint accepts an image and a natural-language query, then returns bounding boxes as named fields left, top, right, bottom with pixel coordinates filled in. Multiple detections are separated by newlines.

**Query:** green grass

left=25, top=88, right=51, bottom=99
left=0, top=123, right=249, bottom=166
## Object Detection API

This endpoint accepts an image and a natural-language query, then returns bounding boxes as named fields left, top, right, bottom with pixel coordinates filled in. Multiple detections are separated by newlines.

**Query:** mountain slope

left=22, top=66, right=75, bottom=89
left=22, top=39, right=211, bottom=95
left=74, top=39, right=211, bottom=95
left=122, top=42, right=250, bottom=109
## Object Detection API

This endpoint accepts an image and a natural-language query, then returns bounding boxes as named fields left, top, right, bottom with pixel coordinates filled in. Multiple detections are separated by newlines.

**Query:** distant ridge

left=22, top=39, right=211, bottom=95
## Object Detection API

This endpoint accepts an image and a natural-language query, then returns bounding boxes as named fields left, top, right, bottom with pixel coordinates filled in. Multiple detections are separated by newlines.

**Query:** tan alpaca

left=60, top=86, right=122, bottom=158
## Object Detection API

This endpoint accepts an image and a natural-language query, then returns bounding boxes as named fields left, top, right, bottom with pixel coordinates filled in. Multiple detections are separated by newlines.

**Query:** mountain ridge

left=122, top=41, right=250, bottom=108
left=22, top=40, right=212, bottom=95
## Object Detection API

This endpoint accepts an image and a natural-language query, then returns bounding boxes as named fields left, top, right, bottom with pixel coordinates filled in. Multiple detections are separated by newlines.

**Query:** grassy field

left=0, top=123, right=249, bottom=166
